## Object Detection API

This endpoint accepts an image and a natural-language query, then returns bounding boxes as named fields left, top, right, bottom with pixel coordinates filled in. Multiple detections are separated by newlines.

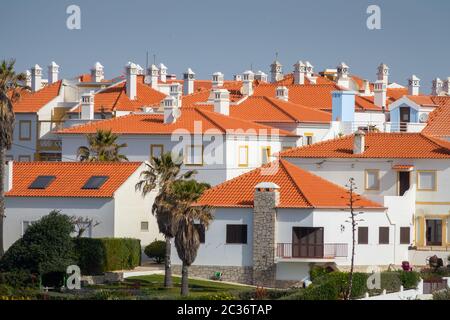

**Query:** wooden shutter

left=226, top=225, right=247, bottom=244
left=379, top=227, right=389, bottom=244
left=400, top=227, right=410, bottom=244
left=358, top=227, right=369, bottom=244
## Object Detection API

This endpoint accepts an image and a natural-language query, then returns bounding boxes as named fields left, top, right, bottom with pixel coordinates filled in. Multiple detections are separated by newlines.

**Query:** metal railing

left=276, top=243, right=348, bottom=259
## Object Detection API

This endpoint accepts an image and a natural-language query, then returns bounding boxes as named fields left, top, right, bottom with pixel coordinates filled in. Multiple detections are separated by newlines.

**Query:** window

left=226, top=224, right=247, bottom=244
left=19, top=120, right=32, bottom=140
left=304, top=133, right=314, bottom=146
left=141, top=221, right=149, bottom=232
left=400, top=227, right=410, bottom=244
left=29, top=175, right=56, bottom=189
left=194, top=224, right=205, bottom=243
left=185, top=145, right=203, bottom=166
left=18, top=155, right=31, bottom=162
left=261, top=147, right=271, bottom=165
left=379, top=227, right=389, bottom=244
left=82, top=176, right=109, bottom=189
left=417, top=171, right=436, bottom=191
left=150, top=145, right=164, bottom=159
left=238, top=146, right=248, bottom=167
left=358, top=227, right=368, bottom=244
left=365, top=169, right=380, bottom=190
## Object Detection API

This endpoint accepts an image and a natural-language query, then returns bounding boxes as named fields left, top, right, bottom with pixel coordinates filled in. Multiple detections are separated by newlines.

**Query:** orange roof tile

left=13, top=81, right=62, bottom=113
left=181, top=81, right=244, bottom=106
left=280, top=132, right=450, bottom=159
left=58, top=108, right=296, bottom=136
left=406, top=95, right=439, bottom=107
left=6, top=162, right=142, bottom=198
left=413, top=97, right=450, bottom=138
left=196, top=159, right=382, bottom=209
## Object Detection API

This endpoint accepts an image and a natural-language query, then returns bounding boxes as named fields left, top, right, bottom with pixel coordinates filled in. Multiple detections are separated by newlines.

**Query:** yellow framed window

left=304, top=133, right=314, bottom=146
left=365, top=169, right=380, bottom=190
left=150, top=144, right=164, bottom=159
left=238, top=146, right=249, bottom=167
left=185, top=145, right=203, bottom=166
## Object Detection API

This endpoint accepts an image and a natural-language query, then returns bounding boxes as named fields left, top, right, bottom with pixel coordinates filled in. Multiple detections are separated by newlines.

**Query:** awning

left=392, top=165, right=414, bottom=172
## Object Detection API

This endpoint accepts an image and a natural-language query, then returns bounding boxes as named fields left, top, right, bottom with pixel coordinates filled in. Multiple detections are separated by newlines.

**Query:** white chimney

left=125, top=62, right=138, bottom=100
left=136, top=64, right=144, bottom=75
left=163, top=96, right=179, bottom=124
left=48, top=61, right=59, bottom=84
left=362, top=79, right=371, bottom=96
left=408, top=75, right=420, bottom=96
left=4, top=161, right=13, bottom=192
left=31, top=64, right=42, bottom=92
left=293, top=60, right=306, bottom=85
left=374, top=80, right=387, bottom=110
left=159, top=63, right=167, bottom=83
left=170, top=83, right=182, bottom=107
left=353, top=130, right=366, bottom=154
left=377, top=63, right=389, bottom=85
left=305, top=61, right=314, bottom=78
left=91, top=62, right=104, bottom=82
left=212, top=72, right=224, bottom=88
left=276, top=86, right=289, bottom=101
left=254, top=70, right=268, bottom=82
left=443, top=77, right=450, bottom=96
left=242, top=70, right=254, bottom=96
left=25, top=70, right=32, bottom=88
left=270, top=60, right=283, bottom=83
left=81, top=91, right=95, bottom=120
left=233, top=74, right=242, bottom=81
left=213, top=89, right=230, bottom=116
left=432, top=78, right=443, bottom=96
left=336, top=62, right=350, bottom=88
left=146, top=64, right=159, bottom=89
left=183, top=68, right=195, bottom=95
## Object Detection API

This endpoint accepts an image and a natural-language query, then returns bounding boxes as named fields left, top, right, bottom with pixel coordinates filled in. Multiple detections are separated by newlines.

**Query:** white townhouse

left=3, top=161, right=159, bottom=250
left=281, top=131, right=450, bottom=266
left=58, top=99, right=299, bottom=186
left=171, top=159, right=387, bottom=288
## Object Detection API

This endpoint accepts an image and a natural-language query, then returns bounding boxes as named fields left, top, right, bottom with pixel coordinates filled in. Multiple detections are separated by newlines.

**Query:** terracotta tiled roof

left=413, top=97, right=450, bottom=138
left=58, top=108, right=296, bottom=136
left=406, top=95, right=439, bottom=107
left=6, top=162, right=142, bottom=198
left=13, top=81, right=62, bottom=113
left=196, top=159, right=382, bottom=209
left=181, top=81, right=244, bottom=106
left=280, top=132, right=450, bottom=159
left=272, top=73, right=335, bottom=86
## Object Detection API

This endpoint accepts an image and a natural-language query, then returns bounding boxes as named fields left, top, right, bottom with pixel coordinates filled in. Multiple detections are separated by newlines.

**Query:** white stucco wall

left=9, top=113, right=38, bottom=161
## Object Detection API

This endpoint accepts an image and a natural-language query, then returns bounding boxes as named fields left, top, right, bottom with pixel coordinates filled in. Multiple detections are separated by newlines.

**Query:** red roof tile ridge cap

left=193, top=108, right=227, bottom=133
left=420, top=133, right=450, bottom=151
left=278, top=160, right=313, bottom=207
left=264, top=97, right=298, bottom=122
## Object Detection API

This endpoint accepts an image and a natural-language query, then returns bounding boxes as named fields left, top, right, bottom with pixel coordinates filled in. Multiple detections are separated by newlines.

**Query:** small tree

left=144, top=240, right=165, bottom=264
left=343, top=177, right=364, bottom=300
left=77, top=129, right=128, bottom=162
left=70, top=216, right=100, bottom=238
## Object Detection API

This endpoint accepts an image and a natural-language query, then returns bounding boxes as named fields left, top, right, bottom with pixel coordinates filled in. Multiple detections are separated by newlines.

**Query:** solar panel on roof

left=82, top=176, right=109, bottom=190
left=29, top=176, right=56, bottom=189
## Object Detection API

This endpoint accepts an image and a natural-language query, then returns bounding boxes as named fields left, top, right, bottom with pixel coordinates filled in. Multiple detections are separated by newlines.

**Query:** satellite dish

left=419, top=113, right=429, bottom=123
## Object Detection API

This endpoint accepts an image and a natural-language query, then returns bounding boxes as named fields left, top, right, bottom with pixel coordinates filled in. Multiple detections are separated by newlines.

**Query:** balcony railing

left=276, top=243, right=348, bottom=259
left=37, top=139, right=62, bottom=152
left=338, top=121, right=426, bottom=135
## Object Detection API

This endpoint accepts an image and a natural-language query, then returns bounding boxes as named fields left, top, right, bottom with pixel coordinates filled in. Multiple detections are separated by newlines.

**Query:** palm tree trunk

left=0, top=147, right=6, bottom=258
left=164, top=236, right=173, bottom=288
left=181, top=262, right=189, bottom=296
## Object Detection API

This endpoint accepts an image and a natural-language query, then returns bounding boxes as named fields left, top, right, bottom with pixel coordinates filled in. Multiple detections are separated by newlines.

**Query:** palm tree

left=77, top=129, right=128, bottom=162
left=171, top=179, right=212, bottom=296
left=0, top=59, right=28, bottom=257
left=135, top=152, right=196, bottom=288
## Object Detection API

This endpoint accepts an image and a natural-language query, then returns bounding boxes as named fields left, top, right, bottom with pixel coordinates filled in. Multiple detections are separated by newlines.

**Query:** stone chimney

left=31, top=64, right=42, bottom=92
left=331, top=90, right=355, bottom=122
left=159, top=63, right=167, bottom=83
left=377, top=63, right=389, bottom=85
left=353, top=130, right=366, bottom=154
left=270, top=60, right=283, bottom=83
left=25, top=70, right=32, bottom=88
left=254, top=70, right=268, bottom=82
left=408, top=75, right=420, bottom=96
left=125, top=62, right=138, bottom=100
left=374, top=80, right=387, bottom=110
left=276, top=86, right=289, bottom=101
left=146, top=64, right=159, bottom=89
left=242, top=70, right=254, bottom=96
left=432, top=78, right=443, bottom=96
left=252, top=182, right=280, bottom=287
left=293, top=60, right=306, bottom=85
left=91, top=62, right=104, bottom=82
left=212, top=72, right=224, bottom=88
left=336, top=62, right=350, bottom=88
left=48, top=61, right=59, bottom=84
left=183, top=68, right=195, bottom=95
left=170, top=83, right=182, bottom=107
left=213, top=89, right=230, bottom=116
left=4, top=161, right=13, bottom=192
left=163, top=96, right=180, bottom=124
left=81, top=91, right=95, bottom=120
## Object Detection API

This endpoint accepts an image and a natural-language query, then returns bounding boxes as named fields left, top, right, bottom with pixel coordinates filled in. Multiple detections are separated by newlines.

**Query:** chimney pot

left=81, top=91, right=95, bottom=120
left=276, top=86, right=289, bottom=101
left=4, top=160, right=13, bottom=192
left=213, top=89, right=230, bottom=115
left=91, top=62, right=104, bottom=82
left=242, top=70, right=254, bottom=96
left=48, top=61, right=59, bottom=84
left=212, top=72, right=224, bottom=88
left=125, top=61, right=138, bottom=100
left=183, top=68, right=195, bottom=95
left=408, top=75, right=420, bottom=96
left=353, top=130, right=366, bottom=154
left=31, top=64, right=42, bottom=92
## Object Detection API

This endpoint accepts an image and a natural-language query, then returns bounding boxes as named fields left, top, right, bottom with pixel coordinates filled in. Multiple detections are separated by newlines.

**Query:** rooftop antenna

left=275, top=51, right=278, bottom=61
left=250, top=63, right=253, bottom=72
left=153, top=54, right=156, bottom=65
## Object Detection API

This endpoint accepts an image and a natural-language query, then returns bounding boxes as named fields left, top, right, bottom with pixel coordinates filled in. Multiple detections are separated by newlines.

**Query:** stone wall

left=172, top=265, right=253, bottom=285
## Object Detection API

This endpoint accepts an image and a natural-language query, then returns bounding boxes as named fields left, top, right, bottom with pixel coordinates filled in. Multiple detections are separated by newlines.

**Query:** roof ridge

left=420, top=133, right=450, bottom=151
left=264, top=97, right=298, bottom=122
left=279, top=160, right=313, bottom=207
left=194, top=108, right=227, bottom=133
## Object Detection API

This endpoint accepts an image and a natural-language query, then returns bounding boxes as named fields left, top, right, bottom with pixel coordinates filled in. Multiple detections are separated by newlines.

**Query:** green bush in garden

left=144, top=240, right=166, bottom=263
left=433, top=289, right=450, bottom=300
left=398, top=270, right=421, bottom=289
left=0, top=271, right=39, bottom=288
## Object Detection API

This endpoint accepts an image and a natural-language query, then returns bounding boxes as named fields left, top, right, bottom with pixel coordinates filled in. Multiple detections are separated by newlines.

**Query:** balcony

left=335, top=121, right=426, bottom=136
left=276, top=243, right=348, bottom=262
left=37, top=139, right=62, bottom=152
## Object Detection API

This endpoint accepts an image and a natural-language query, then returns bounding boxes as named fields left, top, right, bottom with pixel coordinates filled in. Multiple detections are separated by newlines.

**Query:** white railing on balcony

left=331, top=121, right=426, bottom=138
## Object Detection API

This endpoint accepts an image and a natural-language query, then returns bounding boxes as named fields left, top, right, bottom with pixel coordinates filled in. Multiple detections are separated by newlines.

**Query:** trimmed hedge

left=144, top=240, right=165, bottom=263
left=73, top=238, right=141, bottom=275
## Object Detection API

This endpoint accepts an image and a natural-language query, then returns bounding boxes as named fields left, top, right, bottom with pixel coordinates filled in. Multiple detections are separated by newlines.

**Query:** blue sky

left=1, top=0, right=449, bottom=91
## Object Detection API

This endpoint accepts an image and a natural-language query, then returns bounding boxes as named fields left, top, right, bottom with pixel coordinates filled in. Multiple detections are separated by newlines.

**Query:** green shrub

left=73, top=238, right=141, bottom=275
left=398, top=270, right=420, bottom=289
left=144, top=240, right=165, bottom=263
left=0, top=284, right=13, bottom=296
left=0, top=211, right=75, bottom=276
left=0, top=271, right=39, bottom=288
left=433, top=289, right=450, bottom=300
left=310, top=266, right=330, bottom=281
